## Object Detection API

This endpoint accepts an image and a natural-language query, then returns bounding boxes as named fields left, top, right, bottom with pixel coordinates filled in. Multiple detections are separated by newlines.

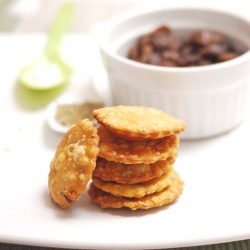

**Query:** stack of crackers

left=89, top=106, right=185, bottom=210
left=49, top=105, right=185, bottom=210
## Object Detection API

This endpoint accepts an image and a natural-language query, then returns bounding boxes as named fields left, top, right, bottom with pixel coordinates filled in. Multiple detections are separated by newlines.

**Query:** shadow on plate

left=42, top=120, right=64, bottom=150
left=83, top=199, right=180, bottom=218
left=14, top=81, right=67, bottom=110
left=42, top=187, right=82, bottom=219
left=43, top=184, right=178, bottom=219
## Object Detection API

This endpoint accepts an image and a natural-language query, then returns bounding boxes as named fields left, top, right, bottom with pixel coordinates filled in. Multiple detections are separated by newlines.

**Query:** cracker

left=92, top=166, right=177, bottom=198
left=93, top=157, right=175, bottom=184
left=93, top=106, right=185, bottom=140
left=98, top=125, right=179, bottom=164
left=49, top=119, right=99, bottom=208
left=88, top=174, right=184, bottom=210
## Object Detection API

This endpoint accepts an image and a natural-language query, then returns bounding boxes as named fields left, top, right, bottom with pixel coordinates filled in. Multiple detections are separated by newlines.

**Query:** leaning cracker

left=93, top=157, right=175, bottom=184
left=88, top=175, right=184, bottom=210
left=98, top=125, right=179, bottom=164
left=49, top=119, right=99, bottom=208
left=93, top=106, right=185, bottom=140
left=92, top=166, right=177, bottom=198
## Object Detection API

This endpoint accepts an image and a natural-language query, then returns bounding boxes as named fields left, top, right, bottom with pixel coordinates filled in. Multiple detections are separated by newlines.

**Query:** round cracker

left=93, top=106, right=185, bottom=140
left=98, top=125, right=179, bottom=164
left=88, top=174, right=184, bottom=210
left=49, top=119, right=99, bottom=208
left=93, top=157, right=175, bottom=184
left=92, top=166, right=177, bottom=198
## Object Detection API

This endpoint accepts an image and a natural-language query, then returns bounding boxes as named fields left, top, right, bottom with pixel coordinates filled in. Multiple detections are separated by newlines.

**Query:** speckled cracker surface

left=93, top=157, right=174, bottom=184
left=49, top=119, right=99, bottom=208
left=88, top=175, right=184, bottom=210
left=93, top=106, right=186, bottom=140
left=97, top=125, right=179, bottom=164
left=92, top=166, right=177, bottom=198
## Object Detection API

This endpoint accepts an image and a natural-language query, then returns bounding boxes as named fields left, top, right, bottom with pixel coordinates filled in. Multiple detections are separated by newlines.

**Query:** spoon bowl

left=18, top=2, right=74, bottom=90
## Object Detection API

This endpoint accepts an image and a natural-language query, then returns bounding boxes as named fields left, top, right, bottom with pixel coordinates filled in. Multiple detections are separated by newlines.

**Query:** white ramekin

left=99, top=7, right=250, bottom=139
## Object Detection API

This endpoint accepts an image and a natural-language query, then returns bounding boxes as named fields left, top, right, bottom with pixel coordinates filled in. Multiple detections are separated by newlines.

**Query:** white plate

left=0, top=34, right=250, bottom=250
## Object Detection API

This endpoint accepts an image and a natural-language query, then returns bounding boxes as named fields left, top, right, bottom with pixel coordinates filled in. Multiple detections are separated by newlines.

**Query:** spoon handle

left=44, top=2, right=75, bottom=57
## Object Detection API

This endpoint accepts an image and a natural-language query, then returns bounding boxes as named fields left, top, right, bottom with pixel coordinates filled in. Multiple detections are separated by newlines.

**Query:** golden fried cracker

left=93, top=106, right=185, bottom=140
left=93, top=157, right=175, bottom=184
left=92, top=166, right=177, bottom=198
left=49, top=119, right=99, bottom=208
left=88, top=174, right=184, bottom=210
left=98, top=125, right=179, bottom=164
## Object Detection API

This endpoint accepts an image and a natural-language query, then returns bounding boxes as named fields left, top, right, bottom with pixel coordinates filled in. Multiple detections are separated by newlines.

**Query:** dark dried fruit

left=127, top=25, right=247, bottom=67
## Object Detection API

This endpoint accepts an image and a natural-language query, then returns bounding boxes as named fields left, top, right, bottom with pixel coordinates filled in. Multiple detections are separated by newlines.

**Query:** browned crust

left=93, top=157, right=175, bottom=184
left=49, top=119, right=99, bottom=208
left=88, top=174, right=184, bottom=210
left=93, top=106, right=185, bottom=140
left=92, top=166, right=177, bottom=198
left=98, top=125, right=179, bottom=164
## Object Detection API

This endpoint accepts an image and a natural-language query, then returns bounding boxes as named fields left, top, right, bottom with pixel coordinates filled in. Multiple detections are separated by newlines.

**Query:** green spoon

left=18, top=2, right=75, bottom=90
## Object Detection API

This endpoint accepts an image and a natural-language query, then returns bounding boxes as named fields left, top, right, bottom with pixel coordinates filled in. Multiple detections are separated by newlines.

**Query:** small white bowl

left=99, top=7, right=250, bottom=139
left=46, top=94, right=81, bottom=134
left=46, top=92, right=106, bottom=133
